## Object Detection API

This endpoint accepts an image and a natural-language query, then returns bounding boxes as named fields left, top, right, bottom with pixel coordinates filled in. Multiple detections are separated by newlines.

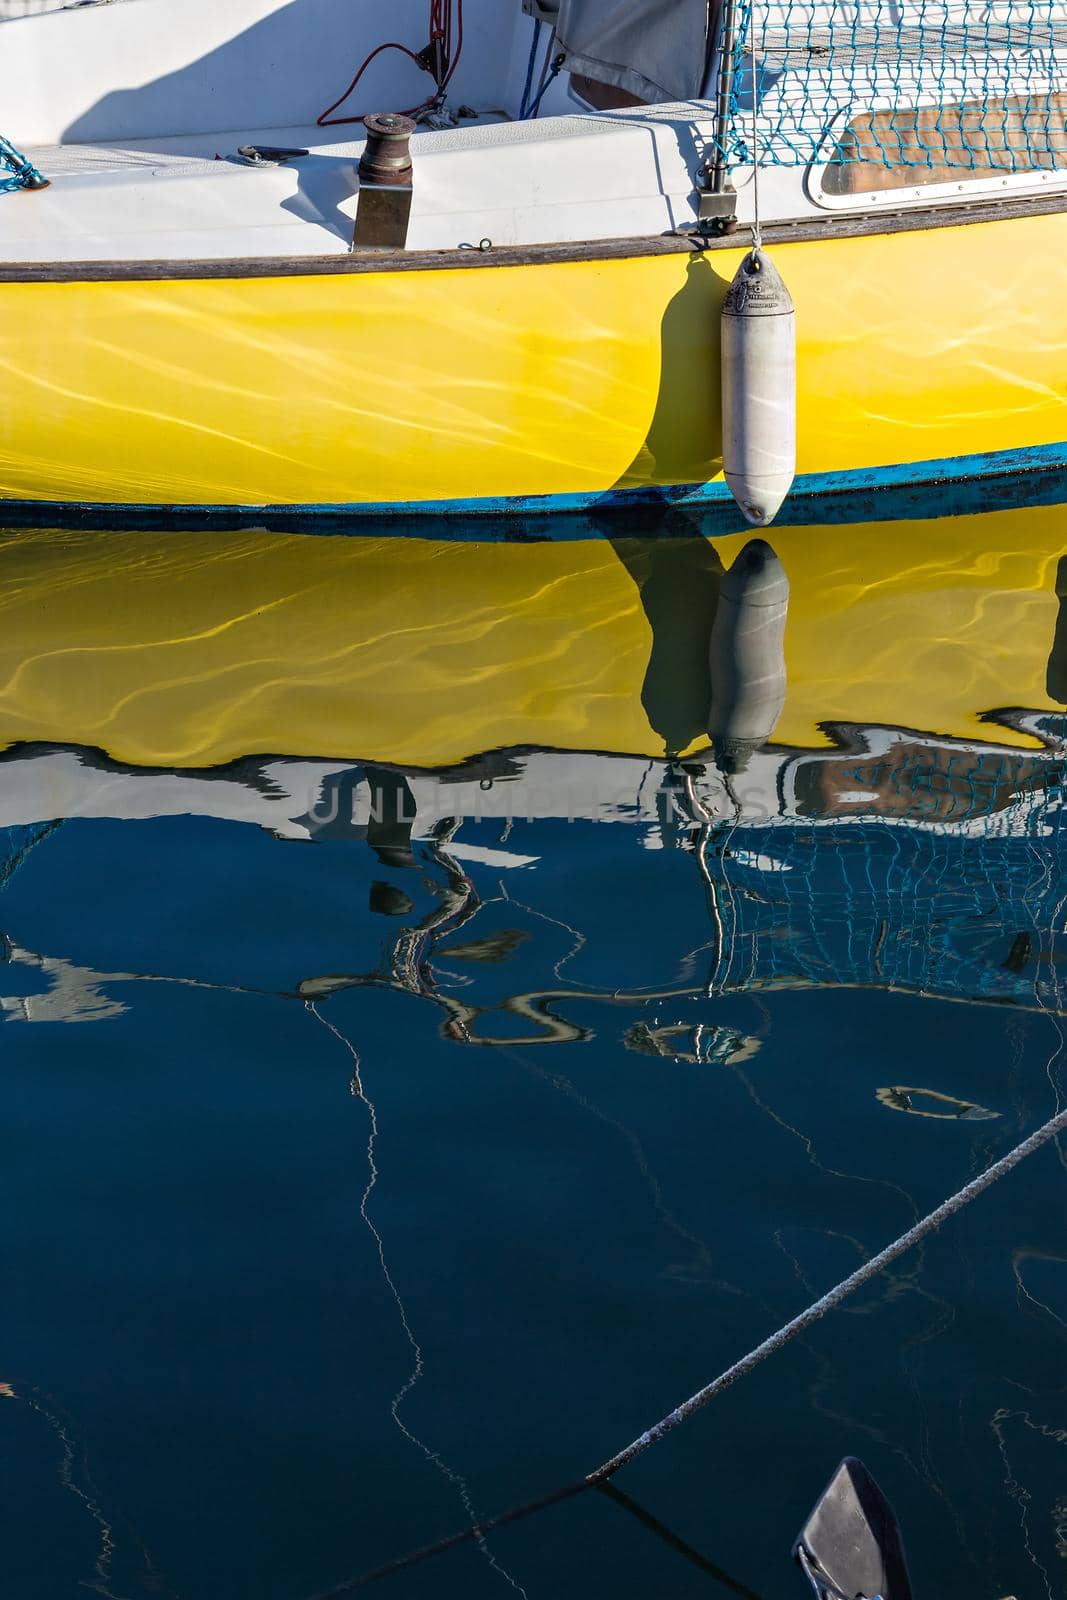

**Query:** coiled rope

left=308, top=1086, right=1067, bottom=1596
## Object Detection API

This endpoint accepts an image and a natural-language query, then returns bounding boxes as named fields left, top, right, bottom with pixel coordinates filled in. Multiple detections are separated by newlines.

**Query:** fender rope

left=307, top=1084, right=1067, bottom=1596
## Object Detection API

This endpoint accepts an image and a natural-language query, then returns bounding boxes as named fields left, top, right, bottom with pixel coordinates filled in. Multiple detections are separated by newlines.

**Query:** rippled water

left=2, top=508, right=1066, bottom=1600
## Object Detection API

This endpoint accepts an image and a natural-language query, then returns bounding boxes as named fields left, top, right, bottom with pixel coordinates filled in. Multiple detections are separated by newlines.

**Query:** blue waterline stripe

left=3, top=441, right=1066, bottom=537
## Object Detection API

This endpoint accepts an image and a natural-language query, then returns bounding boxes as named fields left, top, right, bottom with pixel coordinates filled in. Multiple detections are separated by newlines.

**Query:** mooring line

left=306, top=1088, right=1067, bottom=1596
left=596, top=1483, right=770, bottom=1600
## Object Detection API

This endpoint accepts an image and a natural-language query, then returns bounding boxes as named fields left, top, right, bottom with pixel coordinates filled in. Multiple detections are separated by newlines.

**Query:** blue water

left=2, top=554, right=1067, bottom=1600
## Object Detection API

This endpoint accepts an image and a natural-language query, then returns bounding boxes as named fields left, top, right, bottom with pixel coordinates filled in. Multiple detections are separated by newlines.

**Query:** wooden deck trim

left=1, top=187, right=1065, bottom=282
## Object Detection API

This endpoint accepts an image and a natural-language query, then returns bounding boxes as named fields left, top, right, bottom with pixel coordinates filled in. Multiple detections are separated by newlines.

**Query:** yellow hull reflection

left=1, top=211, right=1066, bottom=507
left=0, top=504, right=1062, bottom=768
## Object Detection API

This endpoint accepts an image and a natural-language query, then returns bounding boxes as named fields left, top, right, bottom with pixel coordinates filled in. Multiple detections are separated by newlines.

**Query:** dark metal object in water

left=794, top=1457, right=913, bottom=1600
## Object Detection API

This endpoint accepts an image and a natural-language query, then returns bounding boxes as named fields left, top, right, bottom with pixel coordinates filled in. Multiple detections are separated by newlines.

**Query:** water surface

left=2, top=507, right=1066, bottom=1600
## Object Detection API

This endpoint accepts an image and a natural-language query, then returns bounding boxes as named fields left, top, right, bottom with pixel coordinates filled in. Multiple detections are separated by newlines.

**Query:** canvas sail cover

left=556, top=0, right=713, bottom=105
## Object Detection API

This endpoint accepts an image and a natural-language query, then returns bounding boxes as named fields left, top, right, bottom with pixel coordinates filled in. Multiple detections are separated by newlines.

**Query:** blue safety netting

left=724, top=0, right=1067, bottom=176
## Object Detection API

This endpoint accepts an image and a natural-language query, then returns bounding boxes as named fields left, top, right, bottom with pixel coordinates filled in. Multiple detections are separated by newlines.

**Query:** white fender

left=708, top=537, right=789, bottom=773
left=721, top=248, right=797, bottom=527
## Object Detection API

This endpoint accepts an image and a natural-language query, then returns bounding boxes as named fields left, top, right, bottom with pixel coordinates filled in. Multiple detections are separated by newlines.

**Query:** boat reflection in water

left=2, top=705, right=1062, bottom=1033
left=0, top=508, right=1065, bottom=1034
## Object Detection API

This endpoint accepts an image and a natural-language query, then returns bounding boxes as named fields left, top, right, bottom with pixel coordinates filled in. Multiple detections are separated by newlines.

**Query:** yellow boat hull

left=2, top=209, right=1067, bottom=515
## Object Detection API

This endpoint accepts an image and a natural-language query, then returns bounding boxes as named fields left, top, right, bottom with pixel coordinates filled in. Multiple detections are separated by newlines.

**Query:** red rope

left=317, top=0, right=463, bottom=128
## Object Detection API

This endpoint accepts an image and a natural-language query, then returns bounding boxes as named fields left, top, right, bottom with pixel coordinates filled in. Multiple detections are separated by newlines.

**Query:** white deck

left=2, top=0, right=1064, bottom=264
left=7, top=108, right=732, bottom=263
left=0, top=0, right=779, bottom=264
